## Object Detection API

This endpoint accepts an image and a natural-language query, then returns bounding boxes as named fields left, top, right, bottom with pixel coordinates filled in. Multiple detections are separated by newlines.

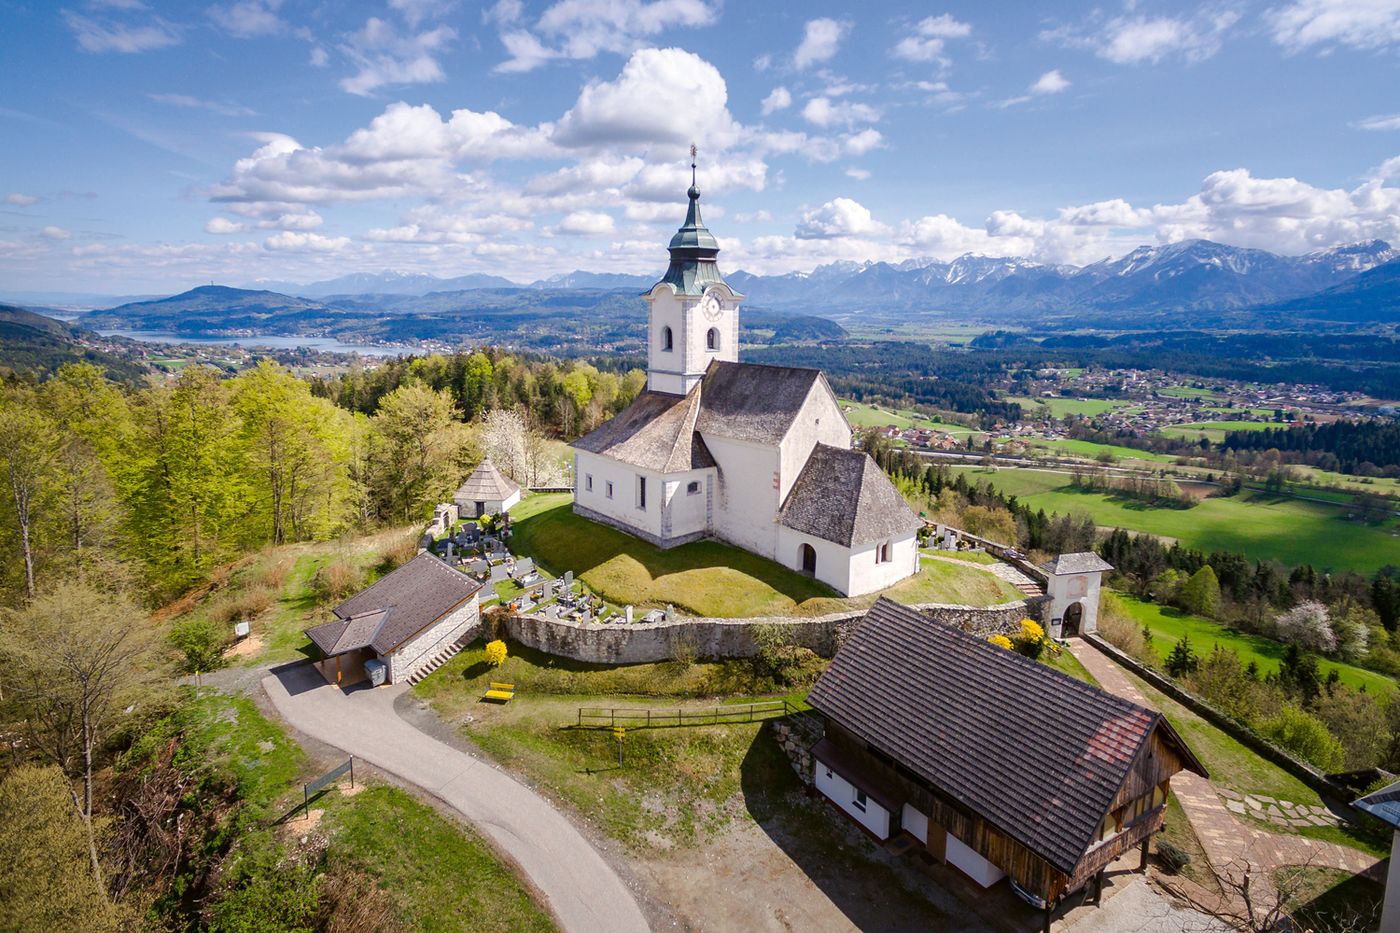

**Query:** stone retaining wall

left=772, top=713, right=824, bottom=784
left=502, top=596, right=1047, bottom=665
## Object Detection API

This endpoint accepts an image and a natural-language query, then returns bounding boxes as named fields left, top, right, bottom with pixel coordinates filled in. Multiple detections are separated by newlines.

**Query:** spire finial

left=690, top=142, right=697, bottom=186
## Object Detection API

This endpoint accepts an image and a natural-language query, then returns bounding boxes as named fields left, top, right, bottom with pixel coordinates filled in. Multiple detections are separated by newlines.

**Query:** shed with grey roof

left=454, top=457, right=522, bottom=517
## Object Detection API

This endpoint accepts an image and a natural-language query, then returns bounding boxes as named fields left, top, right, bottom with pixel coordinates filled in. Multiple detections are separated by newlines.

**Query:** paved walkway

left=262, top=664, right=650, bottom=933
left=1068, top=640, right=1384, bottom=889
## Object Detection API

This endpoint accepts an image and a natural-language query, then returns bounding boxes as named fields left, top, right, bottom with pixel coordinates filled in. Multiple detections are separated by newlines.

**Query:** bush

left=1012, top=618, right=1047, bottom=660
left=988, top=634, right=1013, bottom=650
left=252, top=554, right=295, bottom=592
left=312, top=558, right=364, bottom=605
left=1155, top=839, right=1191, bottom=874
left=484, top=640, right=508, bottom=667
left=1177, top=566, right=1221, bottom=618
left=379, top=534, right=419, bottom=572
left=669, top=632, right=699, bottom=668
left=1097, top=596, right=1156, bottom=665
left=1259, top=704, right=1345, bottom=771
left=211, top=585, right=275, bottom=624
left=169, top=616, right=231, bottom=674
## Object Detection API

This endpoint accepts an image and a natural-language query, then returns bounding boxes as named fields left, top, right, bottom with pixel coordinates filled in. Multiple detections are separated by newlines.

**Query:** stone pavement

left=1068, top=640, right=1385, bottom=890
left=262, top=663, right=650, bottom=933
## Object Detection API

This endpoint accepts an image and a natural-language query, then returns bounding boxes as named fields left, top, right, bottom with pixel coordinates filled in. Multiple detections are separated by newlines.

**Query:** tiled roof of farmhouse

left=694, top=361, right=827, bottom=444
left=777, top=444, right=921, bottom=547
left=807, top=598, right=1206, bottom=875
left=1039, top=552, right=1115, bottom=575
left=570, top=385, right=715, bottom=473
left=304, top=552, right=480, bottom=656
left=455, top=457, right=521, bottom=502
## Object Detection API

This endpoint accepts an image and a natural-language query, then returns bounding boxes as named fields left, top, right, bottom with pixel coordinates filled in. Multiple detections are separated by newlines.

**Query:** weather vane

left=690, top=142, right=697, bottom=185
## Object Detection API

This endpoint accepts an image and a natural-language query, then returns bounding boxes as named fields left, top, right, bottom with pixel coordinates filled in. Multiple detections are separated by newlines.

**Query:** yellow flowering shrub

left=988, top=634, right=1014, bottom=650
left=484, top=639, right=508, bottom=667
left=1019, top=619, right=1045, bottom=643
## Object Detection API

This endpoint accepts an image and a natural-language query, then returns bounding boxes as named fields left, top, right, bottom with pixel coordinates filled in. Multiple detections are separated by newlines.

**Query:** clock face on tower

left=699, top=291, right=723, bottom=321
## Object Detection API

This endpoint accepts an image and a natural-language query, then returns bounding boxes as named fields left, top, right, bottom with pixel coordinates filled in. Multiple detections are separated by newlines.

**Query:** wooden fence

left=574, top=700, right=796, bottom=729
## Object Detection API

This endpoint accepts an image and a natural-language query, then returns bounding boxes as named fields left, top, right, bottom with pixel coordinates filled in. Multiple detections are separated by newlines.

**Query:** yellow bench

left=484, top=681, right=515, bottom=702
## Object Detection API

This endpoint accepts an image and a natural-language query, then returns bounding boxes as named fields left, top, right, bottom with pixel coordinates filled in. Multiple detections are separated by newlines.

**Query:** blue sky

left=2, top=0, right=1399, bottom=294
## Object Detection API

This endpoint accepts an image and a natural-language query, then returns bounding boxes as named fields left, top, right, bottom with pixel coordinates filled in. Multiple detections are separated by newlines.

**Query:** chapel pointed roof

left=654, top=154, right=737, bottom=297
left=454, top=457, right=521, bottom=502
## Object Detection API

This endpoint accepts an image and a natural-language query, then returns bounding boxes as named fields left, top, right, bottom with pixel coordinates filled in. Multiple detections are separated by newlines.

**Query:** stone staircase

left=985, top=561, right=1045, bottom=598
left=406, top=634, right=472, bottom=685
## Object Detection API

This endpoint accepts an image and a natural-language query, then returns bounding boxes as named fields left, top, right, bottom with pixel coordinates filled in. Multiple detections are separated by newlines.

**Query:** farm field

left=1106, top=592, right=1395, bottom=694
left=1159, top=420, right=1278, bottom=443
left=1006, top=396, right=1127, bottom=418
left=509, top=494, right=1020, bottom=617
left=839, top=399, right=976, bottom=435
left=951, top=465, right=1400, bottom=572
left=1025, top=437, right=1179, bottom=464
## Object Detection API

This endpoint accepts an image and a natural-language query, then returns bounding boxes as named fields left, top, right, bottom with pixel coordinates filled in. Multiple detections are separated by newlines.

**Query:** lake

left=100, top=330, right=416, bottom=357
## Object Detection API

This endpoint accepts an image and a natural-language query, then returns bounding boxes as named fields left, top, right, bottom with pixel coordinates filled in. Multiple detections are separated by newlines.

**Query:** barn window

left=706, top=327, right=719, bottom=350
left=661, top=325, right=673, bottom=351
left=851, top=789, right=868, bottom=812
left=686, top=480, right=700, bottom=495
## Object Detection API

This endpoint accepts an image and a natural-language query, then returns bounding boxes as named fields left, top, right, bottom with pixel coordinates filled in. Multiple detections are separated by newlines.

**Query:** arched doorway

left=1063, top=601, right=1084, bottom=637
left=799, top=543, right=817, bottom=576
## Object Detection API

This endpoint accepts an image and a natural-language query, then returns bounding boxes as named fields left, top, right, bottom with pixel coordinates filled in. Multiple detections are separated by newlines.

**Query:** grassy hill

left=0, top=304, right=148, bottom=380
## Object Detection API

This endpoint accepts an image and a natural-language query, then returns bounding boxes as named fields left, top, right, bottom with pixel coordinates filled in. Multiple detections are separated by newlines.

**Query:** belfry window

left=662, top=325, right=673, bottom=351
left=706, top=327, right=719, bottom=351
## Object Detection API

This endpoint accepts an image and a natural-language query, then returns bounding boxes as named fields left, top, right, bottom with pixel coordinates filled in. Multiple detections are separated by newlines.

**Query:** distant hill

left=0, top=305, right=148, bottom=380
left=82, top=286, right=344, bottom=334
left=249, top=271, right=520, bottom=298
left=1265, top=257, right=1400, bottom=321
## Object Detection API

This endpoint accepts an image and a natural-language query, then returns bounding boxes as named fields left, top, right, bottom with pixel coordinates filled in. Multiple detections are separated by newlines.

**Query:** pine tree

left=1165, top=635, right=1199, bottom=677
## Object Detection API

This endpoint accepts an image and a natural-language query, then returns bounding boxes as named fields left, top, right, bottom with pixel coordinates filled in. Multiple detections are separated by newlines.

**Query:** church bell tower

left=644, top=148, right=743, bottom=395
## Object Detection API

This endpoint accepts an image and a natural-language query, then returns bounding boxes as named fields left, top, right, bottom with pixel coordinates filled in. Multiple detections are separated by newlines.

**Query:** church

left=570, top=168, right=921, bottom=598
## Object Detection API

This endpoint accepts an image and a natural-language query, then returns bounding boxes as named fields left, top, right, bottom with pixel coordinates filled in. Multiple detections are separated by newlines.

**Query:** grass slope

left=1006, top=396, right=1127, bottom=418
left=839, top=399, right=976, bottom=435
left=1108, top=593, right=1395, bottom=694
left=953, top=466, right=1400, bottom=572
left=509, top=494, right=1019, bottom=617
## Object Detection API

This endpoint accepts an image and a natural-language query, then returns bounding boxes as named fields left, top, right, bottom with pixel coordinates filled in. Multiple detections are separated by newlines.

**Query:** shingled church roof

left=570, top=385, right=715, bottom=473
left=807, top=598, right=1206, bottom=875
left=777, top=444, right=921, bottom=547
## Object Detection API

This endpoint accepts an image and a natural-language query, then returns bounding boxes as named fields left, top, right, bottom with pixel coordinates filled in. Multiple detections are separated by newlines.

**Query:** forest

left=1221, top=419, right=1400, bottom=474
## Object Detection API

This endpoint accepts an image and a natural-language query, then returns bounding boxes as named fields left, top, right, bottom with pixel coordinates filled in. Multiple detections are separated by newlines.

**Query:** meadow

left=839, top=399, right=976, bottom=435
left=952, top=465, right=1400, bottom=573
left=1005, top=396, right=1128, bottom=418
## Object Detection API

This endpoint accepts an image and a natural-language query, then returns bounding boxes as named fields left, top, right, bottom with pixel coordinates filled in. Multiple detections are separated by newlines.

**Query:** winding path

left=1067, top=639, right=1383, bottom=888
left=262, top=664, right=650, bottom=933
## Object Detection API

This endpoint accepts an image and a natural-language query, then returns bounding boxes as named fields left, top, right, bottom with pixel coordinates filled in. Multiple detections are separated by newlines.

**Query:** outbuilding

left=806, top=597, right=1206, bottom=931
left=454, top=457, right=522, bottom=518
left=304, top=552, right=481, bottom=687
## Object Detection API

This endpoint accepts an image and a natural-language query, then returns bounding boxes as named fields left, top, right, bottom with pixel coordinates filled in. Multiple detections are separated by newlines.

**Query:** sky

left=2, top=0, right=1400, bottom=294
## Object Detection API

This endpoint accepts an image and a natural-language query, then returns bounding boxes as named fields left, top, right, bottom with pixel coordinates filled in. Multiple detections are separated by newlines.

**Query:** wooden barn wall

left=1109, top=729, right=1183, bottom=812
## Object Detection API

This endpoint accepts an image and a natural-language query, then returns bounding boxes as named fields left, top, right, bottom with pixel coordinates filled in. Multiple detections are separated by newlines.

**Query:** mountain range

left=74, top=238, right=1400, bottom=342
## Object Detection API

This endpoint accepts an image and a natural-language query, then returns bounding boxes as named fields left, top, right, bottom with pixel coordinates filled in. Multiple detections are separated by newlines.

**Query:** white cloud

left=63, top=9, right=180, bottom=53
left=41, top=226, right=72, bottom=240
left=761, top=86, right=792, bottom=115
left=148, top=93, right=256, bottom=117
left=1356, top=114, right=1400, bottom=131
left=554, top=210, right=616, bottom=236
left=1048, top=10, right=1238, bottom=65
left=1030, top=69, right=1070, bottom=95
left=390, top=0, right=454, bottom=28
left=5, top=193, right=40, bottom=206
left=209, top=0, right=285, bottom=38
left=263, top=231, right=351, bottom=251
left=734, top=209, right=773, bottom=223
left=205, top=216, right=247, bottom=234
left=891, top=13, right=971, bottom=64
left=1268, top=0, right=1400, bottom=52
left=493, top=0, right=718, bottom=73
left=801, top=97, right=879, bottom=128
left=842, top=128, right=883, bottom=155
left=339, top=18, right=456, bottom=96
left=309, top=45, right=328, bottom=66
left=796, top=197, right=886, bottom=238
left=794, top=18, right=848, bottom=70
left=555, top=47, right=739, bottom=149
left=845, top=167, right=871, bottom=181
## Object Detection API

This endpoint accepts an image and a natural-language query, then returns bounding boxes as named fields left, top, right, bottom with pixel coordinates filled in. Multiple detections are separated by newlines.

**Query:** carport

left=305, top=608, right=389, bottom=687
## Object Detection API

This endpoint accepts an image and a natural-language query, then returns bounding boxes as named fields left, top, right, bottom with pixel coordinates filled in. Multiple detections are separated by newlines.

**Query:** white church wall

left=705, top=434, right=781, bottom=558
left=778, top=383, right=853, bottom=500
left=661, top=469, right=711, bottom=539
left=775, top=526, right=854, bottom=595
left=845, top=531, right=920, bottom=598
left=1047, top=571, right=1104, bottom=634
left=572, top=451, right=666, bottom=540
left=647, top=289, right=687, bottom=394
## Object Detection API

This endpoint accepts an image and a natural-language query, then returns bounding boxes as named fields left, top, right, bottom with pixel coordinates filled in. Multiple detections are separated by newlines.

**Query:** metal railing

left=574, top=699, right=797, bottom=730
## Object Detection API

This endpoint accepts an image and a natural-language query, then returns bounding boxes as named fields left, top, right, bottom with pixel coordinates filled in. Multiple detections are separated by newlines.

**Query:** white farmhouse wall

left=814, top=760, right=891, bottom=839
left=384, top=595, right=480, bottom=684
left=704, top=434, right=781, bottom=557
left=901, top=803, right=929, bottom=844
left=778, top=384, right=852, bottom=500
left=946, top=834, right=1006, bottom=888
left=845, top=531, right=921, bottom=598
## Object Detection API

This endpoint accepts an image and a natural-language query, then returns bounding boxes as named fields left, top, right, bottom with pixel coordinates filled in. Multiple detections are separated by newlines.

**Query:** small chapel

left=571, top=162, right=921, bottom=597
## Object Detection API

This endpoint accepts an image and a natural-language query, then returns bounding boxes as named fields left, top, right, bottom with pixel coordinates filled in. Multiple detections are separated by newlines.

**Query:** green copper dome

left=656, top=180, right=735, bottom=296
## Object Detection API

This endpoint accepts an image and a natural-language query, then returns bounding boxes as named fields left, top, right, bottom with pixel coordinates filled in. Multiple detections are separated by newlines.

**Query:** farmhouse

left=806, top=598, right=1205, bottom=930
left=571, top=165, right=921, bottom=597
left=454, top=456, right=522, bottom=518
left=304, top=552, right=481, bottom=686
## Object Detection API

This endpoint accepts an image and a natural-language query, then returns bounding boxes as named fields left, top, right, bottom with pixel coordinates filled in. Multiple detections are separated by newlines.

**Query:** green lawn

left=508, top=494, right=1019, bottom=617
left=1107, top=592, right=1395, bottom=694
left=1027, top=437, right=1179, bottom=464
left=1121, top=669, right=1389, bottom=857
left=1006, top=396, right=1127, bottom=418
left=1159, top=420, right=1277, bottom=443
left=951, top=466, right=1400, bottom=573
left=839, top=399, right=975, bottom=435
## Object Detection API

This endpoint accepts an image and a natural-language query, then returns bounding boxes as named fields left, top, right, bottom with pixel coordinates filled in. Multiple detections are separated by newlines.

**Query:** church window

left=661, top=326, right=673, bottom=351
left=686, top=480, right=700, bottom=495
left=585, top=474, right=593, bottom=492
left=877, top=541, right=892, bottom=563
left=606, top=481, right=614, bottom=499
left=637, top=475, right=647, bottom=510
left=706, top=327, right=719, bottom=351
